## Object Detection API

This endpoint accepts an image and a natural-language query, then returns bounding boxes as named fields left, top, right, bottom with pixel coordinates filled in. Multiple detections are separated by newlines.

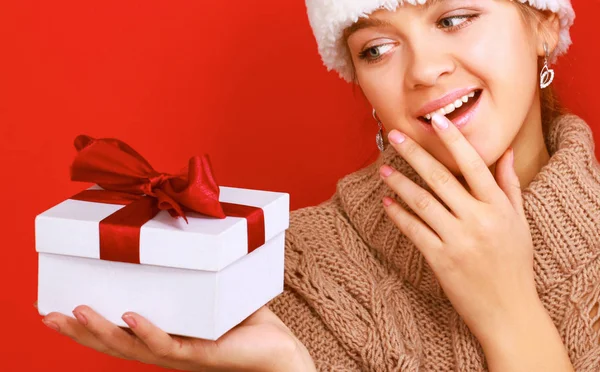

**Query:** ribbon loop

left=71, top=136, right=225, bottom=219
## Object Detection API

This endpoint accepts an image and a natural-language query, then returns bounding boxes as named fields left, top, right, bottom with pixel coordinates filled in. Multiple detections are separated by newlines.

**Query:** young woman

left=43, top=0, right=600, bottom=370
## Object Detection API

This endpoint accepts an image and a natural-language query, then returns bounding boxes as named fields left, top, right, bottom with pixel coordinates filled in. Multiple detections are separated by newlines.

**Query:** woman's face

left=346, top=0, right=550, bottom=175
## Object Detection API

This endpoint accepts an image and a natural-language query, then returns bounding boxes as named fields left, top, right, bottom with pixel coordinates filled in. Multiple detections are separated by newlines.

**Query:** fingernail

left=43, top=319, right=60, bottom=332
left=73, top=310, right=88, bottom=326
left=431, top=113, right=448, bottom=129
left=380, top=165, right=394, bottom=177
left=122, top=314, right=137, bottom=329
left=388, top=130, right=405, bottom=144
left=383, top=197, right=393, bottom=207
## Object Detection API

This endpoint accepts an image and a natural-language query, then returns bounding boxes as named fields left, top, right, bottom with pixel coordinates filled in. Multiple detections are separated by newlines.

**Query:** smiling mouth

left=419, top=89, right=482, bottom=124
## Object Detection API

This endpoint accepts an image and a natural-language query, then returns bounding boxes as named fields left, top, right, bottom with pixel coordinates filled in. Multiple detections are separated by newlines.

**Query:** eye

left=437, top=14, right=478, bottom=30
left=358, top=43, right=394, bottom=63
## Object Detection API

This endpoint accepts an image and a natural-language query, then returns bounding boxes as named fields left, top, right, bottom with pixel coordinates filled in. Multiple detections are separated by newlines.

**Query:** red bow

left=68, top=135, right=265, bottom=264
left=71, top=135, right=226, bottom=222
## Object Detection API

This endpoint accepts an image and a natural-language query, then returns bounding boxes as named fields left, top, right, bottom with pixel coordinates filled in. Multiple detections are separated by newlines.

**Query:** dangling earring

left=373, top=108, right=385, bottom=152
left=540, top=43, right=554, bottom=89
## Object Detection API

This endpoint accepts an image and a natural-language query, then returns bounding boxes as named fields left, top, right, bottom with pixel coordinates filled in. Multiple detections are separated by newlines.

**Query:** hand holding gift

left=36, top=136, right=312, bottom=370
left=43, top=304, right=316, bottom=372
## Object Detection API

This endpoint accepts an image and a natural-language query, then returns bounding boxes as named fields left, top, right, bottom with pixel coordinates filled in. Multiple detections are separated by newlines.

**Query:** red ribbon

left=70, top=135, right=265, bottom=264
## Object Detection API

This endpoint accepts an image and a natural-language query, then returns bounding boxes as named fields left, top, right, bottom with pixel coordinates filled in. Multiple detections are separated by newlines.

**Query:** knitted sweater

left=267, top=114, right=600, bottom=371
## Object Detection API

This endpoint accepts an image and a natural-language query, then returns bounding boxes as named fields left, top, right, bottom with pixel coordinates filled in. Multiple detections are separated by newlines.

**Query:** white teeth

left=444, top=103, right=456, bottom=114
left=422, top=90, right=479, bottom=120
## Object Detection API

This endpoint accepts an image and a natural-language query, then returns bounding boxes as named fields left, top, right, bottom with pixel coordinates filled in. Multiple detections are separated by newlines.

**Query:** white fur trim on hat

left=305, top=0, right=575, bottom=82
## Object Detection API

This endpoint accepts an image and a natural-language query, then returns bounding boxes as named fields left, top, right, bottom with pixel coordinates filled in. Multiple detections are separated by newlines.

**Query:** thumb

left=495, top=147, right=525, bottom=219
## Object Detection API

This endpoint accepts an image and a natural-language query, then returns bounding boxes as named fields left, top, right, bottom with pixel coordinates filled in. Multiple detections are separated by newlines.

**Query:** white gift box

left=36, top=185, right=289, bottom=340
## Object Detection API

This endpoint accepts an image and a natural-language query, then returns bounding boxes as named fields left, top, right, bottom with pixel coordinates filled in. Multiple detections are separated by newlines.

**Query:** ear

left=536, top=11, right=560, bottom=57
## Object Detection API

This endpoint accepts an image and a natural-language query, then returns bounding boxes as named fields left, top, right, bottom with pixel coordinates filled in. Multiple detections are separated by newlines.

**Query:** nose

left=404, top=41, right=455, bottom=89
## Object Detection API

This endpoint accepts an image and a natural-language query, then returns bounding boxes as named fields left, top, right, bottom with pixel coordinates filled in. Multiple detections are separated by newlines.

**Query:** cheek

left=356, top=58, right=407, bottom=123
left=461, top=15, right=539, bottom=114
left=456, top=18, right=539, bottom=158
left=440, top=45, right=538, bottom=166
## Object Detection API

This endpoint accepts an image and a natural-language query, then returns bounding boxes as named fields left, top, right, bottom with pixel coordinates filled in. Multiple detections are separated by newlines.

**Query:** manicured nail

left=43, top=319, right=60, bottom=332
left=380, top=165, right=394, bottom=177
left=383, top=196, right=393, bottom=207
left=388, top=130, right=405, bottom=144
left=73, top=310, right=88, bottom=326
left=431, top=113, right=448, bottom=129
left=122, top=314, right=137, bottom=329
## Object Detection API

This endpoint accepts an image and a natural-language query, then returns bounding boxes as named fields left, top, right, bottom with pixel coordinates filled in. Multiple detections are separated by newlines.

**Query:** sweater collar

left=335, top=115, right=600, bottom=297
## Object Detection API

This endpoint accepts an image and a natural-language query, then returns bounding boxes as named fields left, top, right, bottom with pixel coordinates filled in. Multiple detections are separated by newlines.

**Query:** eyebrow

left=342, top=0, right=447, bottom=40
left=422, top=0, right=447, bottom=10
left=343, top=18, right=392, bottom=41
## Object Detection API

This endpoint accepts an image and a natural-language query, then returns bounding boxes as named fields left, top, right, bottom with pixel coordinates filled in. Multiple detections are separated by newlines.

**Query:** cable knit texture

left=268, top=114, right=600, bottom=371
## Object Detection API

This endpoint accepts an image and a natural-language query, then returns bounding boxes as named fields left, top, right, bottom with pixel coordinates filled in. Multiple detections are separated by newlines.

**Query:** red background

left=1, top=1, right=599, bottom=371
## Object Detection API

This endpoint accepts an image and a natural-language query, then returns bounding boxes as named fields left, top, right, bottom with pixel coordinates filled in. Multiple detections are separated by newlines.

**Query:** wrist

left=476, top=297, right=573, bottom=372
left=268, top=337, right=316, bottom=372
left=474, top=294, right=544, bottom=349
left=289, top=339, right=317, bottom=372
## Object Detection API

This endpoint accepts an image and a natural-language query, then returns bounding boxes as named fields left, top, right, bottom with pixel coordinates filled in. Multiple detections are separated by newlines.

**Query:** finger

left=430, top=113, right=506, bottom=204
left=386, top=129, right=476, bottom=218
left=380, top=164, right=457, bottom=239
left=72, top=306, right=154, bottom=363
left=382, top=196, right=442, bottom=263
left=121, top=312, right=216, bottom=367
left=43, top=312, right=125, bottom=359
left=494, top=147, right=525, bottom=219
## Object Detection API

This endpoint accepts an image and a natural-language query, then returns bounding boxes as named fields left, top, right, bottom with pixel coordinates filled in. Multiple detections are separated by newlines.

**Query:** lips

left=415, top=88, right=481, bottom=121
left=416, top=89, right=483, bottom=132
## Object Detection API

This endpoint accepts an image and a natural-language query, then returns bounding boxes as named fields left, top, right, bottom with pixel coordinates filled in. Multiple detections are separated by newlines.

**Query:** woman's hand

left=380, top=113, right=535, bottom=336
left=380, top=113, right=573, bottom=371
left=42, top=305, right=316, bottom=372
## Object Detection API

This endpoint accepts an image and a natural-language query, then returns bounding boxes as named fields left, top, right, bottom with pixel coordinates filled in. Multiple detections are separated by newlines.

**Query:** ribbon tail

left=221, top=202, right=265, bottom=253
left=99, top=196, right=160, bottom=263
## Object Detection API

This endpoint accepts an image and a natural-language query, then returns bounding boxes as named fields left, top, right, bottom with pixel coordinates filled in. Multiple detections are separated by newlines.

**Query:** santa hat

left=305, top=0, right=575, bottom=82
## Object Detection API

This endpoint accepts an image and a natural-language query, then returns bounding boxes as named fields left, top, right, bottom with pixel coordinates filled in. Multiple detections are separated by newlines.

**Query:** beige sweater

left=268, top=115, right=600, bottom=371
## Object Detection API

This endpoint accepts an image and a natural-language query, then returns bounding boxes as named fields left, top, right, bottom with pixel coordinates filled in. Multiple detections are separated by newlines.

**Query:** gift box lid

left=35, top=185, right=289, bottom=271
